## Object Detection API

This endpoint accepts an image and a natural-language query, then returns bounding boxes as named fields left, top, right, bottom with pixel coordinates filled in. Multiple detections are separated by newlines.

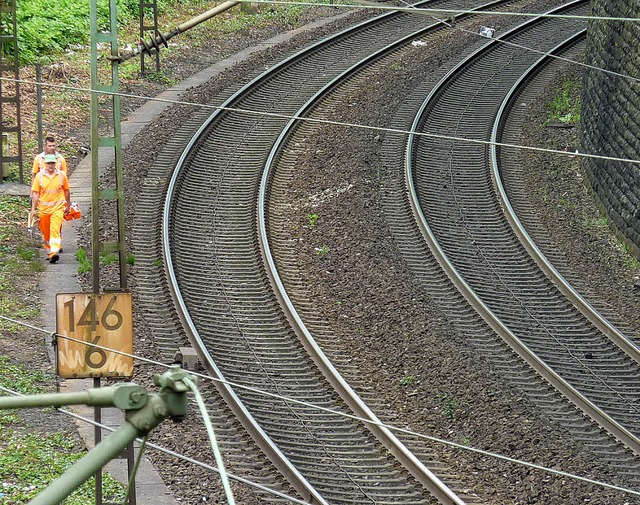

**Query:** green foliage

left=219, top=3, right=307, bottom=32
left=15, top=0, right=145, bottom=64
left=0, top=357, right=126, bottom=504
left=117, top=59, right=141, bottom=80
left=0, top=356, right=50, bottom=395
left=583, top=215, right=610, bottom=229
left=144, top=71, right=175, bottom=86
left=16, top=244, right=37, bottom=261
left=624, top=256, right=640, bottom=270
left=13, top=0, right=310, bottom=64
left=306, top=213, right=318, bottom=229
left=400, top=374, right=417, bottom=386
left=153, top=258, right=163, bottom=267
left=543, top=79, right=581, bottom=126
left=556, top=196, right=576, bottom=211
left=438, top=392, right=456, bottom=419
left=0, top=196, right=42, bottom=330
left=96, top=252, right=136, bottom=265
left=315, top=244, right=330, bottom=258
left=618, top=241, right=640, bottom=270
left=0, top=419, right=126, bottom=504
left=75, top=246, right=92, bottom=274
left=100, top=252, right=119, bottom=265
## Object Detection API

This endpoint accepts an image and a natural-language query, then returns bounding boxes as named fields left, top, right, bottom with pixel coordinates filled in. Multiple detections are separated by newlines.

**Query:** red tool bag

left=64, top=202, right=82, bottom=221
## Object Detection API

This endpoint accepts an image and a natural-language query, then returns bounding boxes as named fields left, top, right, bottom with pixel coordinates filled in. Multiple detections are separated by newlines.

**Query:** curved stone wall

left=580, top=0, right=640, bottom=256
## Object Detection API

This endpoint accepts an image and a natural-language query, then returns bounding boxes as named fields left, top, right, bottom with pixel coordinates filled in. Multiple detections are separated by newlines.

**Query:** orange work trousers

left=38, top=210, right=64, bottom=258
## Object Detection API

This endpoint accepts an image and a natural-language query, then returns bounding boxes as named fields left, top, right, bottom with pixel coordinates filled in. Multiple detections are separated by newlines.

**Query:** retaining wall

left=580, top=0, right=640, bottom=257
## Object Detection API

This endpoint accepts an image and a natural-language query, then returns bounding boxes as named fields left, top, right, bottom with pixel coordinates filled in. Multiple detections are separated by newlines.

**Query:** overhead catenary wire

left=213, top=0, right=640, bottom=23
left=119, top=0, right=640, bottom=61
left=2, top=75, right=640, bottom=168
left=1, top=314, right=640, bottom=499
left=2, top=5, right=639, bottom=499
left=3, top=0, right=640, bottom=166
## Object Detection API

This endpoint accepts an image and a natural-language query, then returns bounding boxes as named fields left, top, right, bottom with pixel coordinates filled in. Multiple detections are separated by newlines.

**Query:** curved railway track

left=405, top=0, right=640, bottom=486
left=129, top=0, right=640, bottom=502
left=161, top=1, right=505, bottom=503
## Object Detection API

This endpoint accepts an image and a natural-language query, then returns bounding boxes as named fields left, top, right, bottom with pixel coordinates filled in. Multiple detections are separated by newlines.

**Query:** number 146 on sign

left=56, top=292, right=133, bottom=378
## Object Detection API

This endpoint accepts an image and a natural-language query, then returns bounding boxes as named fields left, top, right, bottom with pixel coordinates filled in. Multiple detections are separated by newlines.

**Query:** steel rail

left=159, top=8, right=435, bottom=503
left=161, top=2, right=477, bottom=502
left=253, top=2, right=518, bottom=499
left=405, top=0, right=640, bottom=457
left=489, top=32, right=640, bottom=369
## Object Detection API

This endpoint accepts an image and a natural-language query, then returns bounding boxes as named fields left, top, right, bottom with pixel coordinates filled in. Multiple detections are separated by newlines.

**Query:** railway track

left=130, top=0, right=640, bottom=502
left=403, top=0, right=640, bottom=487
left=161, top=1, right=498, bottom=503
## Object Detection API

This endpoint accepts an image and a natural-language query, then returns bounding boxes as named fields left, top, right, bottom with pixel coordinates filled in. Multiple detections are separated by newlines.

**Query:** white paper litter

left=479, top=26, right=495, bottom=38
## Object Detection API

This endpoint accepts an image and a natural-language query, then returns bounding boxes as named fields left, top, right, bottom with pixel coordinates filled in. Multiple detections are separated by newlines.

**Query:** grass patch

left=543, top=79, right=581, bottom=126
left=0, top=355, right=50, bottom=394
left=583, top=215, right=610, bottom=229
left=400, top=374, right=417, bottom=386
left=618, top=241, right=640, bottom=270
left=581, top=214, right=640, bottom=270
left=75, top=247, right=92, bottom=274
left=0, top=196, right=43, bottom=330
left=0, top=357, right=126, bottom=504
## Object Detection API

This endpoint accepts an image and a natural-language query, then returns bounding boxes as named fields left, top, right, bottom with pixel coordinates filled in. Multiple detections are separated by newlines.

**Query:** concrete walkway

left=1, top=13, right=346, bottom=504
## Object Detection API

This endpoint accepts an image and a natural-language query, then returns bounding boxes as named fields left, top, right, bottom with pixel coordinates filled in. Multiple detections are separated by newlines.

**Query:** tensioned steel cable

left=232, top=0, right=640, bottom=22
left=1, top=313, right=640, bottom=499
left=3, top=1, right=640, bottom=165
left=2, top=78, right=639, bottom=168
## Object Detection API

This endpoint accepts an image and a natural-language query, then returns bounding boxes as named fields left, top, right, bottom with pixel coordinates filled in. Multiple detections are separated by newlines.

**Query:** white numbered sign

left=56, top=292, right=133, bottom=378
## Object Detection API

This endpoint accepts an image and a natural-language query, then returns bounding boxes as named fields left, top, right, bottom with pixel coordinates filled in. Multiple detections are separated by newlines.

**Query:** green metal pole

left=0, top=384, right=146, bottom=410
left=90, top=0, right=126, bottom=292
left=29, top=394, right=172, bottom=505
left=90, top=0, right=100, bottom=293
left=30, top=420, right=140, bottom=505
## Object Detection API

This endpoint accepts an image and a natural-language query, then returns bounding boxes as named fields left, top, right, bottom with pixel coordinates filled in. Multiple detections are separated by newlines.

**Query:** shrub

left=14, top=0, right=166, bottom=64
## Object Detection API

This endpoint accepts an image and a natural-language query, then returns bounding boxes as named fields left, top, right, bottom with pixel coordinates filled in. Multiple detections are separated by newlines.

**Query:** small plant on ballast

left=75, top=247, right=91, bottom=274
left=306, top=213, right=318, bottom=229
left=315, top=244, right=330, bottom=258
left=438, top=392, right=456, bottom=419
left=401, top=374, right=417, bottom=386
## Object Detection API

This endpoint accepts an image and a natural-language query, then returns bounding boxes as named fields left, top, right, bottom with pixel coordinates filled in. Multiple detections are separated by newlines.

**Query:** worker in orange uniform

left=32, top=136, right=67, bottom=181
left=30, top=154, right=71, bottom=264
left=32, top=136, right=68, bottom=251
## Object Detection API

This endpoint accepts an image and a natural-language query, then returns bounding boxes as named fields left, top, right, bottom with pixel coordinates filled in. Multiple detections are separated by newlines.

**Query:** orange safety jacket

left=31, top=170, right=70, bottom=214
left=32, top=152, right=68, bottom=176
